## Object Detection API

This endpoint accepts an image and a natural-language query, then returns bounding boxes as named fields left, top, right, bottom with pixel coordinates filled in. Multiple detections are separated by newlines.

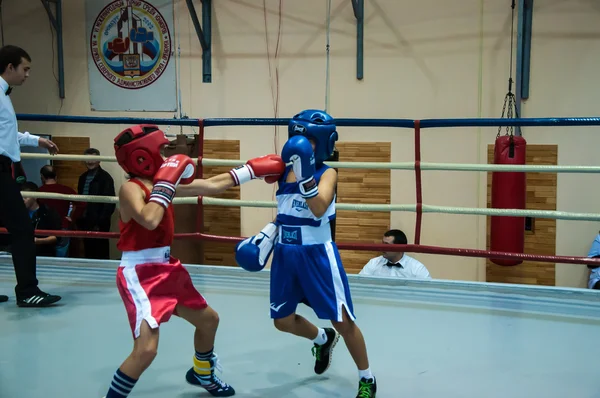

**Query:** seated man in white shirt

left=586, top=231, right=600, bottom=290
left=359, top=229, right=431, bottom=279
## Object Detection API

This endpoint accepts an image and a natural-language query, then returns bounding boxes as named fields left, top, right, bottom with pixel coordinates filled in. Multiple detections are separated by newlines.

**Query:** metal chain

left=497, top=91, right=520, bottom=138
left=497, top=0, right=519, bottom=138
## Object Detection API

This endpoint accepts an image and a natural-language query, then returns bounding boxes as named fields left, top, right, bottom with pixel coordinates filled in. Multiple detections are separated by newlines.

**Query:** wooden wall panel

left=50, top=137, right=90, bottom=191
left=201, top=140, right=241, bottom=267
left=336, top=142, right=391, bottom=274
left=486, top=144, right=557, bottom=285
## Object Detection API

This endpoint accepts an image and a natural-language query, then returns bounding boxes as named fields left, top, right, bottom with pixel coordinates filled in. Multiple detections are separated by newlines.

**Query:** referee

left=0, top=45, right=61, bottom=307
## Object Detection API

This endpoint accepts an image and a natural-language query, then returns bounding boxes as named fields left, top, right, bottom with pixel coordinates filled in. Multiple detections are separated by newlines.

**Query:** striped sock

left=193, top=348, right=215, bottom=385
left=106, top=369, right=138, bottom=398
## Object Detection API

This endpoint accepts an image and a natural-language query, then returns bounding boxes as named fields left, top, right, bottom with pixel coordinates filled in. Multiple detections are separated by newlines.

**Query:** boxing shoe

left=356, top=377, right=377, bottom=398
left=311, top=327, right=340, bottom=375
left=185, top=353, right=235, bottom=397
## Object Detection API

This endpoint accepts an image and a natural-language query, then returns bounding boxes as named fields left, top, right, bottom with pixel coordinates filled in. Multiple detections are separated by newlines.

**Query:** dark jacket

left=31, top=203, right=62, bottom=257
left=76, top=166, right=116, bottom=230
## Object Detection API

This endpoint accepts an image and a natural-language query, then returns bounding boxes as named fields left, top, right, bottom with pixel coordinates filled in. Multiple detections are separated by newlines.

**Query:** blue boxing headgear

left=288, top=109, right=338, bottom=166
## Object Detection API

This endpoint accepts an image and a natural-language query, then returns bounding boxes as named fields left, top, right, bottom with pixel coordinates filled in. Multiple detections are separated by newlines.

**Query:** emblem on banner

left=90, top=0, right=172, bottom=89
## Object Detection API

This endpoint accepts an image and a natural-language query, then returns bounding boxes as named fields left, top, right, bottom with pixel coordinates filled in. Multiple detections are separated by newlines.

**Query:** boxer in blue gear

left=269, top=110, right=377, bottom=397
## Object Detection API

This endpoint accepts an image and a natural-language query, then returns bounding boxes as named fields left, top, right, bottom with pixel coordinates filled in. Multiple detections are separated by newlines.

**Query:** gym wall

left=3, top=0, right=599, bottom=287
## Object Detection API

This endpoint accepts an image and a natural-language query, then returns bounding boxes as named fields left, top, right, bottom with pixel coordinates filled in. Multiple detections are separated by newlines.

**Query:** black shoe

left=356, top=377, right=377, bottom=398
left=311, top=327, right=340, bottom=375
left=17, top=292, right=61, bottom=307
left=0, top=294, right=8, bottom=303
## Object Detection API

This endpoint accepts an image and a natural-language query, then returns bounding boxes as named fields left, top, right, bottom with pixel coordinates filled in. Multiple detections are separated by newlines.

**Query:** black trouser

left=83, top=233, right=110, bottom=260
left=0, top=156, right=38, bottom=298
left=77, top=218, right=111, bottom=260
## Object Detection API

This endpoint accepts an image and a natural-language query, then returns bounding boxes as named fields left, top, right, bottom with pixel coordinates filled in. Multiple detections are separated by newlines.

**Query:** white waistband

left=278, top=224, right=331, bottom=245
left=120, top=246, right=171, bottom=267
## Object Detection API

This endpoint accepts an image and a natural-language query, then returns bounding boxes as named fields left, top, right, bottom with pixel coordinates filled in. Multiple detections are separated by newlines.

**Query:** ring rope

left=6, top=227, right=599, bottom=267
left=19, top=153, right=600, bottom=174
left=202, top=159, right=600, bottom=173
left=21, top=191, right=600, bottom=221
left=15, top=113, right=600, bottom=128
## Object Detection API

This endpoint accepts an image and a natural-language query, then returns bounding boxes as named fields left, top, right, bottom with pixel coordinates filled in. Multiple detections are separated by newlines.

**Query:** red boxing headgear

left=114, top=124, right=170, bottom=178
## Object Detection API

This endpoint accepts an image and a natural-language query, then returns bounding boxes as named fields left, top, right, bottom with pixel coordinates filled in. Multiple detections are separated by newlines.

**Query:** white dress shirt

left=0, top=76, right=40, bottom=162
left=359, top=254, right=431, bottom=279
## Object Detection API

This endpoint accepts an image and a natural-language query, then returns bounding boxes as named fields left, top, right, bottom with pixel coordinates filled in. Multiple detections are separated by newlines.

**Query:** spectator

left=38, top=165, right=77, bottom=256
left=76, top=148, right=115, bottom=259
left=21, top=182, right=62, bottom=257
left=359, top=229, right=431, bottom=279
left=587, top=231, right=600, bottom=289
left=39, top=165, right=77, bottom=225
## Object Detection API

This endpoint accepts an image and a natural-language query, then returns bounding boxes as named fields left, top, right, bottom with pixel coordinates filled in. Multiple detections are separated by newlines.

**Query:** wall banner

left=86, top=0, right=177, bottom=111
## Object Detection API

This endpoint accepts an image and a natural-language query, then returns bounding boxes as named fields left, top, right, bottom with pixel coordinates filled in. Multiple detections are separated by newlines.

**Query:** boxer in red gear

left=103, top=125, right=284, bottom=398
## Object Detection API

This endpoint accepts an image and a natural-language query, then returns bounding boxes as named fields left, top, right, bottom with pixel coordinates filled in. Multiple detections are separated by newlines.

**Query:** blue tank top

left=275, top=165, right=336, bottom=245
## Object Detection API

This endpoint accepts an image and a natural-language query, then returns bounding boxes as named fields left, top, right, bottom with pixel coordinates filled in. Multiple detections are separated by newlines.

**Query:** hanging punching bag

left=490, top=134, right=527, bottom=266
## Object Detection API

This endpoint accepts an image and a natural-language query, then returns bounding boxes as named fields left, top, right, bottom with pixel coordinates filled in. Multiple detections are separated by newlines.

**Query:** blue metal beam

left=56, top=0, right=64, bottom=98
left=186, top=0, right=212, bottom=83
left=521, top=0, right=533, bottom=99
left=515, top=0, right=532, bottom=136
left=40, top=0, right=65, bottom=99
left=202, top=0, right=211, bottom=83
left=351, top=0, right=364, bottom=80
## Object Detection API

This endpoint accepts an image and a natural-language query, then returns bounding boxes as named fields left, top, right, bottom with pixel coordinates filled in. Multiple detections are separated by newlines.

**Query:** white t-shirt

left=359, top=254, right=431, bottom=279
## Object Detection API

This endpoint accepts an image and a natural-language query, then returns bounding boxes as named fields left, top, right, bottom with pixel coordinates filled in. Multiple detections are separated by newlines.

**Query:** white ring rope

left=21, top=153, right=117, bottom=162
left=20, top=153, right=600, bottom=173
left=20, top=192, right=600, bottom=221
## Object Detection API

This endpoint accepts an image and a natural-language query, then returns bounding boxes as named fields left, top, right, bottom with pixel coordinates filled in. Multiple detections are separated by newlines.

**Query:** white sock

left=359, top=368, right=373, bottom=380
left=312, top=328, right=327, bottom=345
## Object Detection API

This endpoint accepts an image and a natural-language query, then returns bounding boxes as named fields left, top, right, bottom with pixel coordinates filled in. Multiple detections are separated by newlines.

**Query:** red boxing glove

left=229, top=154, right=285, bottom=186
left=149, top=154, right=196, bottom=208
left=264, top=174, right=280, bottom=184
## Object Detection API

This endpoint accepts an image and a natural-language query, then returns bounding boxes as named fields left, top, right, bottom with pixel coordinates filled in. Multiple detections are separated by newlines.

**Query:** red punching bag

left=490, top=134, right=526, bottom=266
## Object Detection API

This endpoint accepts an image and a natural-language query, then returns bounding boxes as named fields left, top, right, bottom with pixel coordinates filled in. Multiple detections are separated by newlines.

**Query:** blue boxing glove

left=281, top=135, right=318, bottom=198
left=235, top=222, right=279, bottom=272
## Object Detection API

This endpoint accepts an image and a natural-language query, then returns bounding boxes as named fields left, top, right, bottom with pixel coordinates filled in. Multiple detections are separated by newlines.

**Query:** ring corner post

left=196, top=119, right=205, bottom=261
left=413, top=120, right=423, bottom=245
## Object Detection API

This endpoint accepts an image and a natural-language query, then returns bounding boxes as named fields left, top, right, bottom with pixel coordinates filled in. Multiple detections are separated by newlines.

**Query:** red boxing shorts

left=116, top=247, right=207, bottom=338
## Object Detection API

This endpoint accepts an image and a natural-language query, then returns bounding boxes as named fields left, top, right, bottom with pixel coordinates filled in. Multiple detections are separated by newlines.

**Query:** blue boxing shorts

left=269, top=241, right=355, bottom=322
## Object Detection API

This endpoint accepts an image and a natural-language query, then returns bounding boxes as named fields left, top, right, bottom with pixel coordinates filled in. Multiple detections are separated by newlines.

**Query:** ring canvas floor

left=1, top=259, right=599, bottom=398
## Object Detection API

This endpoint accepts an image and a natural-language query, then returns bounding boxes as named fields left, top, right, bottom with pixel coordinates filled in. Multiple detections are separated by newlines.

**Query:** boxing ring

left=2, top=114, right=600, bottom=398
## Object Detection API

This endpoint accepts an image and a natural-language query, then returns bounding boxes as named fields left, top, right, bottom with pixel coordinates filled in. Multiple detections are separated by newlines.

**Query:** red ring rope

left=4, top=228, right=596, bottom=267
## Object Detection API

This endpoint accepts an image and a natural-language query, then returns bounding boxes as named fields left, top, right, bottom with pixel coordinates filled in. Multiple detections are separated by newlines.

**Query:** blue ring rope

left=16, top=113, right=600, bottom=128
